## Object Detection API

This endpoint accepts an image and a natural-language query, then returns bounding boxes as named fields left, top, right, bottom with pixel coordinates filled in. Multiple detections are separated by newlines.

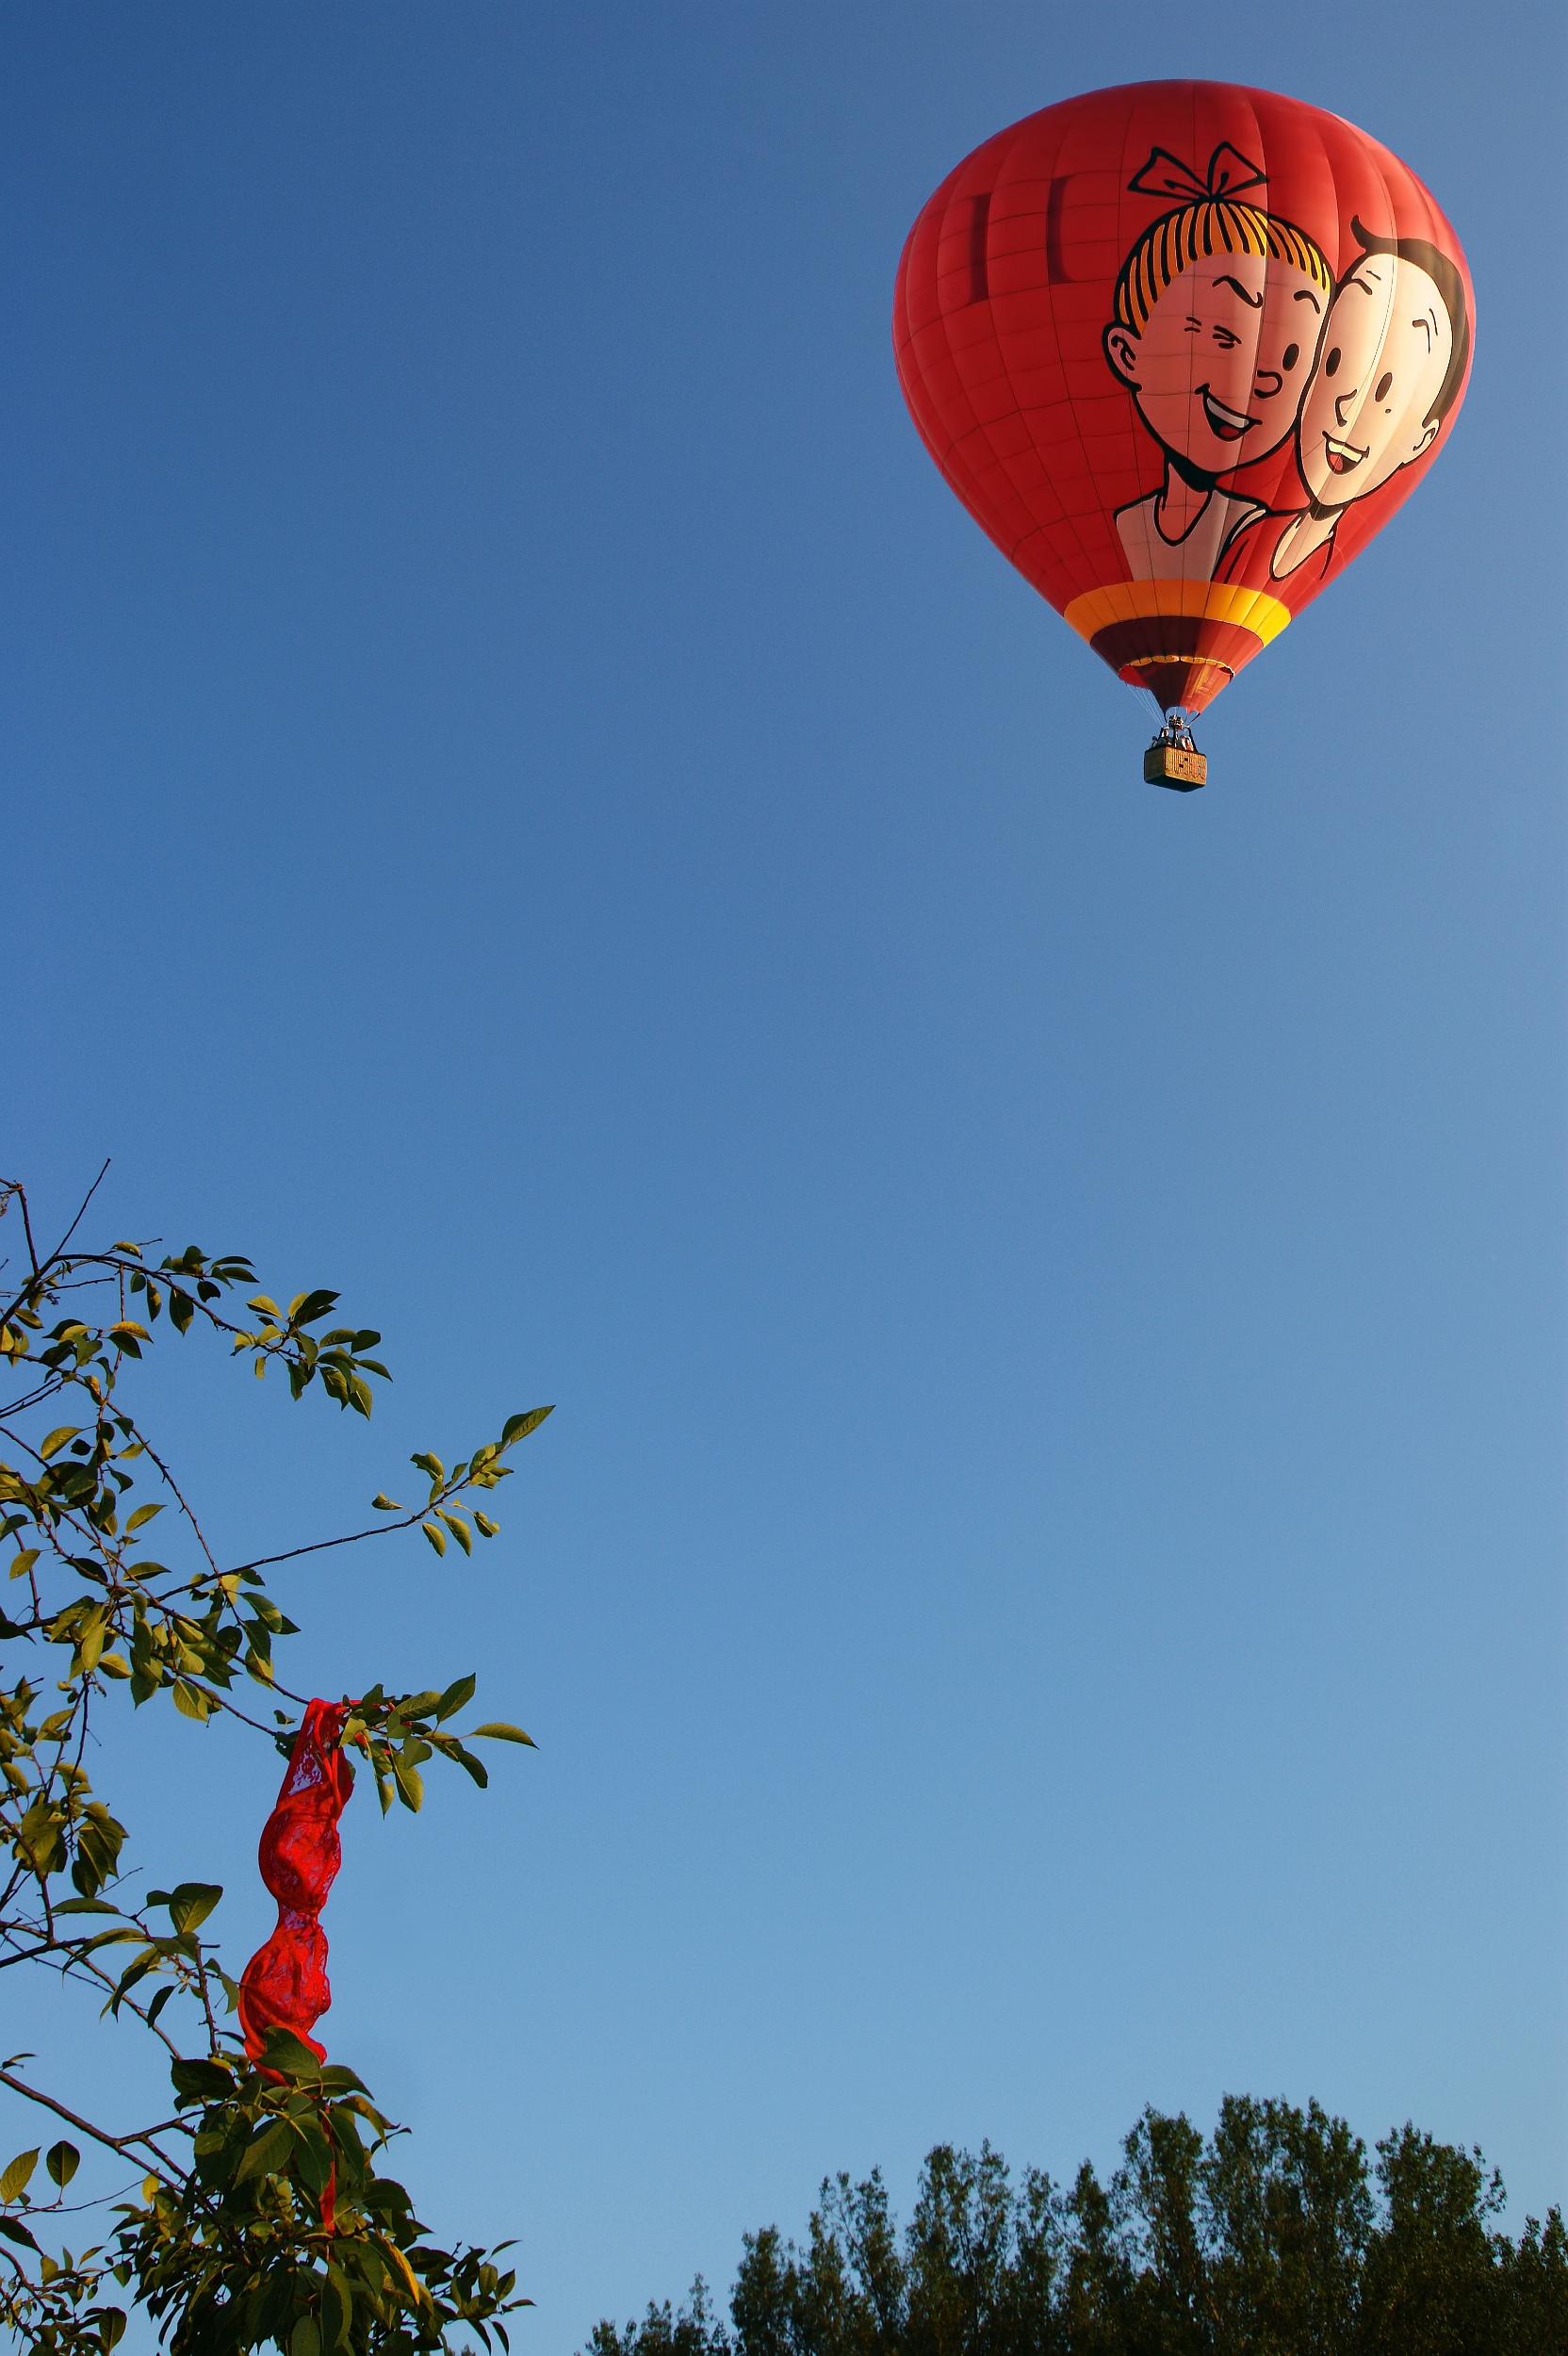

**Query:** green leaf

left=292, top=2316, right=321, bottom=2356
left=501, top=1405, right=555, bottom=1446
left=392, top=1759, right=424, bottom=1813
left=411, top=1452, right=445, bottom=1481
left=371, top=1494, right=402, bottom=1512
left=171, top=1677, right=210, bottom=1721
left=318, top=2062, right=370, bottom=2094
left=104, top=1949, right=158, bottom=2016
left=0, top=2149, right=38, bottom=2203
left=246, top=1296, right=283, bottom=1319
left=439, top=1512, right=473, bottom=1556
left=170, top=2055, right=236, bottom=2105
left=289, top=1289, right=340, bottom=1327
left=234, top=2118, right=296, bottom=2184
left=471, top=1723, right=536, bottom=1746
left=360, top=2178, right=413, bottom=2217
left=322, top=2262, right=353, bottom=2352
left=420, top=1520, right=446, bottom=1558
left=474, top=1513, right=499, bottom=1538
left=39, top=1429, right=83, bottom=1463
left=98, top=1652, right=131, bottom=1678
left=44, top=2141, right=78, bottom=2189
left=0, top=2215, right=38, bottom=2250
left=258, top=2025, right=324, bottom=2082
left=165, top=1882, right=222, bottom=1935
left=446, top=1742, right=489, bottom=1790
left=292, top=2112, right=335, bottom=2199
left=123, top=1502, right=164, bottom=1534
left=434, top=1674, right=476, bottom=1723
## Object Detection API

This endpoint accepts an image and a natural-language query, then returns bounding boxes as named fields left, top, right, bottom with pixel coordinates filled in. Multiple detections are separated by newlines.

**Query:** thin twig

left=0, top=1168, right=112, bottom=1334
left=205, top=1684, right=305, bottom=1732
left=110, top=1412, right=219, bottom=1577
left=225, top=1518, right=414, bottom=1577
left=50, top=1165, right=112, bottom=1265
left=25, top=2173, right=144, bottom=2218
left=16, top=1190, right=41, bottom=1282
left=224, top=1473, right=483, bottom=1579
left=56, top=1951, right=187, bottom=2060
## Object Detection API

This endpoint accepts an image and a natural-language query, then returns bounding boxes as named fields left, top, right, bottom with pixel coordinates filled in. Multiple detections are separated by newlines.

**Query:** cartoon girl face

left=1297, top=252, right=1455, bottom=508
left=1104, top=248, right=1330, bottom=479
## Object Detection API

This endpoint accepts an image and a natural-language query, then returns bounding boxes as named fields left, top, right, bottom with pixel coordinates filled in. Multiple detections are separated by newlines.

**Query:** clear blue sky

left=4, top=2, right=1563, bottom=2345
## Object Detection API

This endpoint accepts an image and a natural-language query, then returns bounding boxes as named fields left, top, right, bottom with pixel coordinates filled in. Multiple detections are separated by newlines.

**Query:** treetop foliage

left=588, top=2102, right=1566, bottom=2356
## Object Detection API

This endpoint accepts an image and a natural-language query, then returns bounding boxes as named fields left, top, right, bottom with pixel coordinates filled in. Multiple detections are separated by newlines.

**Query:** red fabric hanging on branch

left=237, top=1699, right=355, bottom=2067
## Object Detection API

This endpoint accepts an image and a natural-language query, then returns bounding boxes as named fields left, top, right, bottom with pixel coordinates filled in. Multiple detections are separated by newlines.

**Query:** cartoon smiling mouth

left=1322, top=432, right=1367, bottom=474
left=1200, top=387, right=1256, bottom=441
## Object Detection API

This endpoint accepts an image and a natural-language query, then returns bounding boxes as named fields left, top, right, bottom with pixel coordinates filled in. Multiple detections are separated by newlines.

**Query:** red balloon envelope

left=893, top=81, right=1473, bottom=764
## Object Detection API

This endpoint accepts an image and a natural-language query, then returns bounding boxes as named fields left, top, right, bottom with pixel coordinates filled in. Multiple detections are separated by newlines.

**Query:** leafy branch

left=0, top=1177, right=551, bottom=2356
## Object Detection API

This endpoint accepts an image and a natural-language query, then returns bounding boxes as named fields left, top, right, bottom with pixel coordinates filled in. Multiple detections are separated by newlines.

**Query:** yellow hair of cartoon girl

left=1113, top=199, right=1332, bottom=335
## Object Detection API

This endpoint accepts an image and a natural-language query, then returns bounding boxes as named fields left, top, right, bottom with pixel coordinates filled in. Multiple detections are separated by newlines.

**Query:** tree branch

left=0, top=1168, right=111, bottom=1333
left=0, top=2071, right=188, bottom=2177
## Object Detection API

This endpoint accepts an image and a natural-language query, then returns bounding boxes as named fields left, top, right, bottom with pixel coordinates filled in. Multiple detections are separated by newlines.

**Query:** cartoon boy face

left=1297, top=252, right=1454, bottom=508
left=1103, top=251, right=1328, bottom=479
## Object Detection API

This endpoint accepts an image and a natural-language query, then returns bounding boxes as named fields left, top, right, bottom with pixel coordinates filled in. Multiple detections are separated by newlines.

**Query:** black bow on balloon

left=1126, top=142, right=1267, bottom=202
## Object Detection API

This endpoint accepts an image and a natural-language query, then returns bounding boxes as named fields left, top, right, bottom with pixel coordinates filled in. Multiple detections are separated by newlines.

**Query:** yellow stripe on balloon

left=1062, top=580, right=1294, bottom=644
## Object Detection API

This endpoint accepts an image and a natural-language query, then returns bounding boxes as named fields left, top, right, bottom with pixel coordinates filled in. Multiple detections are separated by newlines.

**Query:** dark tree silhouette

left=589, top=2100, right=1566, bottom=2356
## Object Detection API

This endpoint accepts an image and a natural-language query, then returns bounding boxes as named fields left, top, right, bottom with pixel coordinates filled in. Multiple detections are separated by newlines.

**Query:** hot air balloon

left=892, top=81, right=1474, bottom=788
